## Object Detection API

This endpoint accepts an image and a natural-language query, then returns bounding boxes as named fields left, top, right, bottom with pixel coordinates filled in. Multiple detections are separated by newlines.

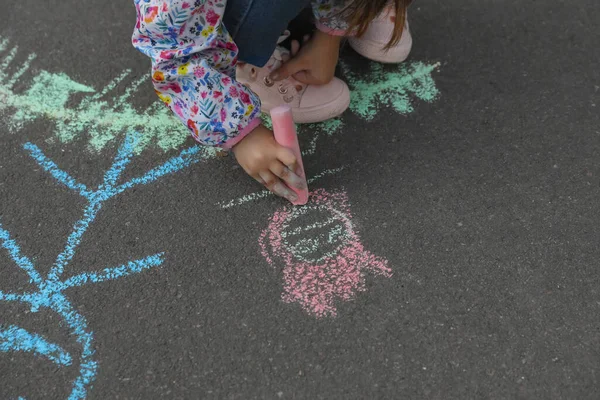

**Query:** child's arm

left=132, top=0, right=261, bottom=149
left=270, top=1, right=352, bottom=85
left=132, top=1, right=304, bottom=202
left=270, top=30, right=341, bottom=85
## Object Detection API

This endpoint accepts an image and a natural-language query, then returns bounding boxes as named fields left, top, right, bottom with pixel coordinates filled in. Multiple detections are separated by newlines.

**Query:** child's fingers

left=258, top=171, right=298, bottom=203
left=270, top=57, right=304, bottom=81
left=276, top=146, right=298, bottom=173
left=292, top=70, right=320, bottom=85
left=270, top=161, right=306, bottom=191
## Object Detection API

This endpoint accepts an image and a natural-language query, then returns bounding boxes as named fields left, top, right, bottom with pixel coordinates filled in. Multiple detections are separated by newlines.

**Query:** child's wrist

left=224, top=117, right=263, bottom=150
left=232, top=124, right=270, bottom=153
left=314, top=29, right=342, bottom=47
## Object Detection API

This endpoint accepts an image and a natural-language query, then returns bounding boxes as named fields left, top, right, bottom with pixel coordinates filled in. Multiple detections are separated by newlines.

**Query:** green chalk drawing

left=340, top=60, right=441, bottom=120
left=301, top=119, right=343, bottom=156
left=0, top=33, right=440, bottom=155
left=7, top=71, right=95, bottom=132
left=0, top=36, right=191, bottom=153
left=260, top=114, right=274, bottom=130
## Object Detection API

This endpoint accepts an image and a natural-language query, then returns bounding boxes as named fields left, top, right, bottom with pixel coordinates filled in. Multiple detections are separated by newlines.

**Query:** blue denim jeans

left=223, top=0, right=312, bottom=66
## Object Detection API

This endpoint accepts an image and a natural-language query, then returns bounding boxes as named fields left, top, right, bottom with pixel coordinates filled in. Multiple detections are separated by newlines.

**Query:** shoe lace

left=263, top=31, right=304, bottom=96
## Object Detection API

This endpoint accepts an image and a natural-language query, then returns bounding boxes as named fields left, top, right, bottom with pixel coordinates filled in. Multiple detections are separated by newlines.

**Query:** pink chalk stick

left=270, top=106, right=309, bottom=205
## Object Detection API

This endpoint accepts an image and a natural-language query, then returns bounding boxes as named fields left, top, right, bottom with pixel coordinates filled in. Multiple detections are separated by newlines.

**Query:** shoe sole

left=349, top=30, right=413, bottom=64
left=262, top=85, right=351, bottom=124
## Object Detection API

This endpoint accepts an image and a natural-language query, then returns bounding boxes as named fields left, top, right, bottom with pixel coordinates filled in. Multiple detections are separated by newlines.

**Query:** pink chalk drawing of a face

left=259, top=189, right=392, bottom=317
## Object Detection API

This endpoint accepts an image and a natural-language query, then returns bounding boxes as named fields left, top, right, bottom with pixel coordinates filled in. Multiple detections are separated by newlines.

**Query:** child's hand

left=270, top=30, right=341, bottom=85
left=232, top=124, right=306, bottom=203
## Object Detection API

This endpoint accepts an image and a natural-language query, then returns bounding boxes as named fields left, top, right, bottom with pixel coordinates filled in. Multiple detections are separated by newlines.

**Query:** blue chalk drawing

left=0, top=132, right=204, bottom=399
left=0, top=325, right=72, bottom=366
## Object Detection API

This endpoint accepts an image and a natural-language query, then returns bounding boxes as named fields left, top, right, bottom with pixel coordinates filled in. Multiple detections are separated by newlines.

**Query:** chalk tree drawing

left=340, top=60, right=441, bottom=120
left=259, top=189, right=391, bottom=317
left=0, top=36, right=192, bottom=153
left=0, top=30, right=442, bottom=397
left=0, top=132, right=204, bottom=399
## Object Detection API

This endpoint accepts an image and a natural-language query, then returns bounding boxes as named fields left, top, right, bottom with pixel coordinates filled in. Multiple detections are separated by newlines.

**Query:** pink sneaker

left=349, top=9, right=413, bottom=64
left=237, top=32, right=350, bottom=124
